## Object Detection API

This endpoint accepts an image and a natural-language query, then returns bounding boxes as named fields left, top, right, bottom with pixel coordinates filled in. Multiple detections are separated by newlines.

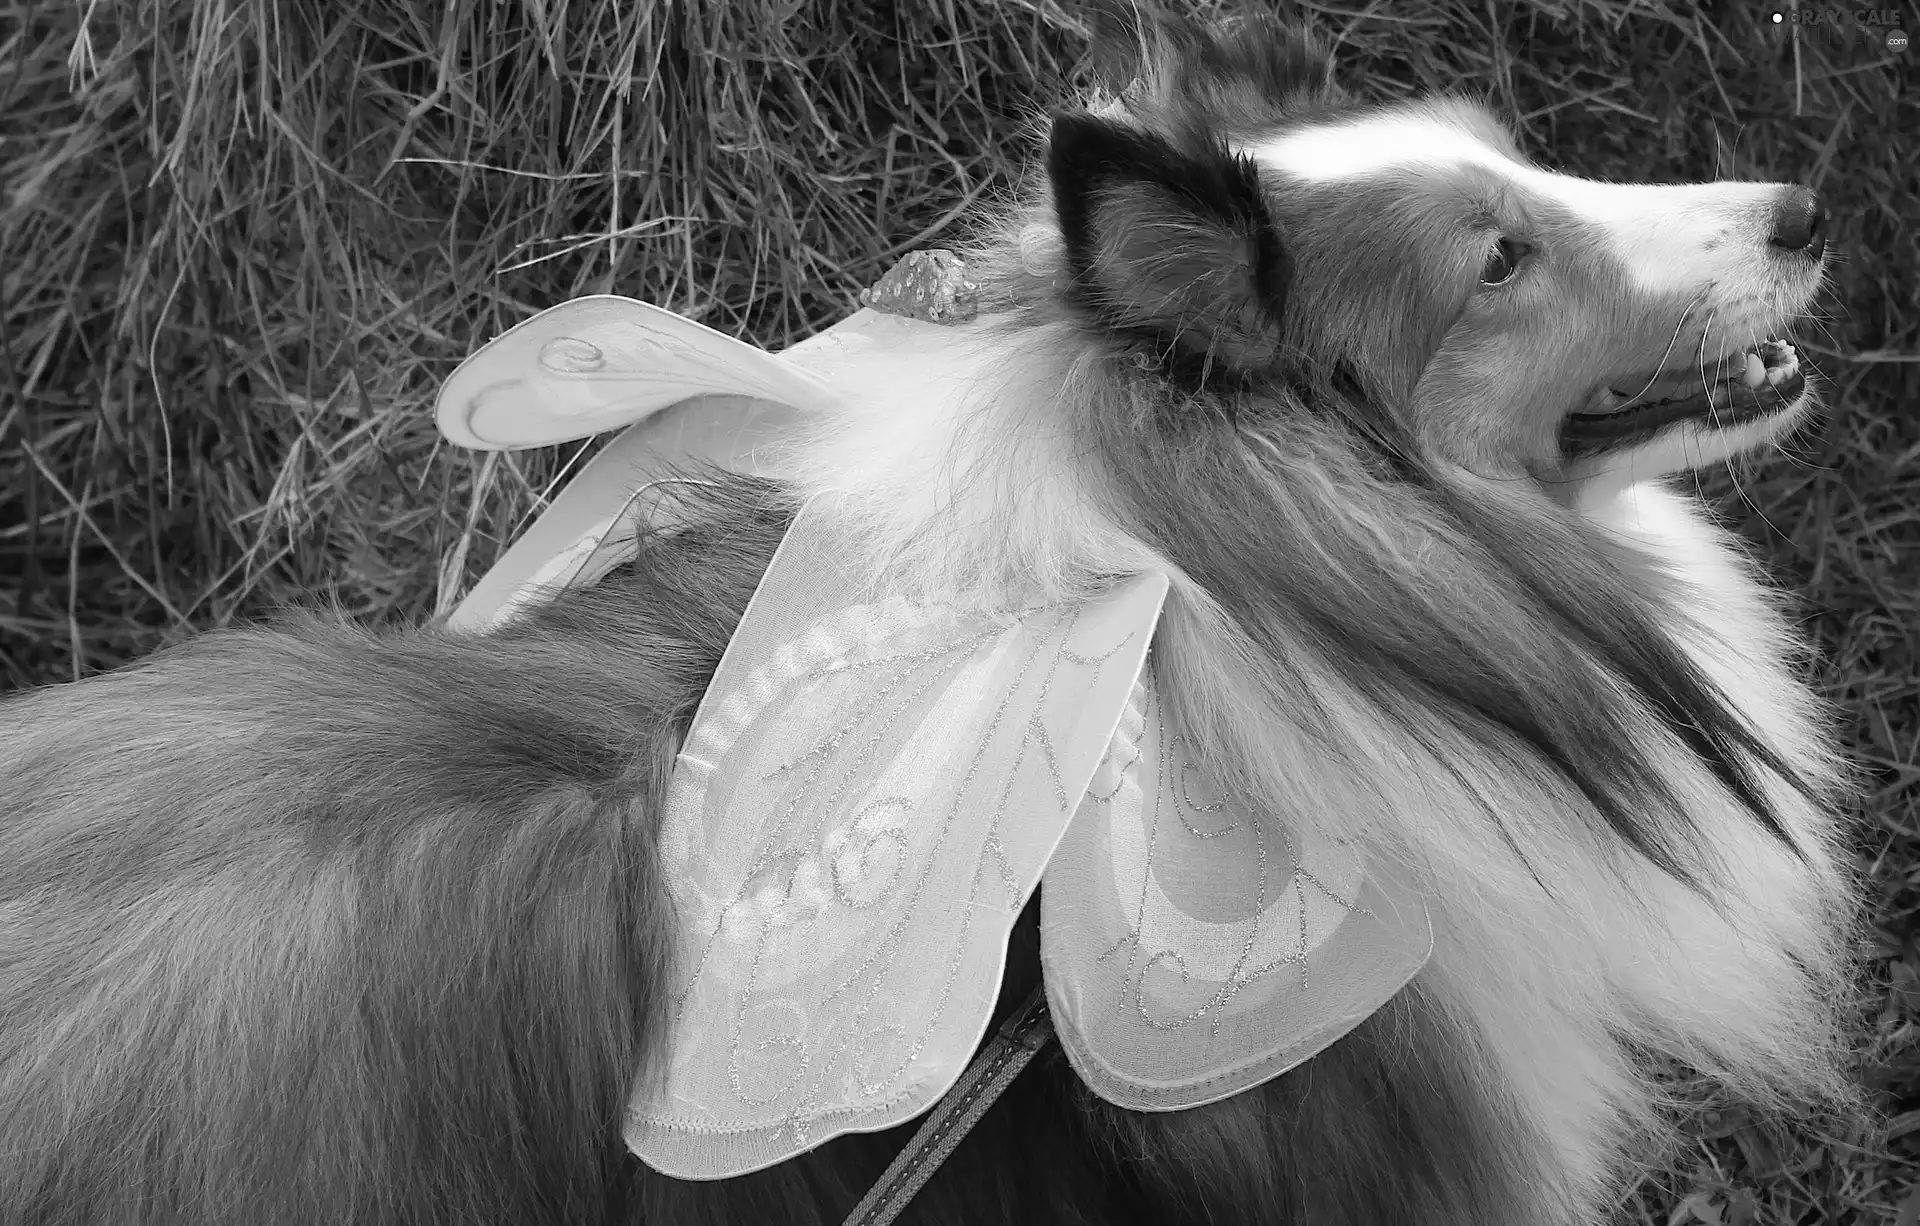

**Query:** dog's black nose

left=1769, top=186, right=1828, bottom=259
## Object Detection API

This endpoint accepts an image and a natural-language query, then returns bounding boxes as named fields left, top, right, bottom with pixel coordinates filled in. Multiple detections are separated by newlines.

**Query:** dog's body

left=0, top=16, right=1859, bottom=1226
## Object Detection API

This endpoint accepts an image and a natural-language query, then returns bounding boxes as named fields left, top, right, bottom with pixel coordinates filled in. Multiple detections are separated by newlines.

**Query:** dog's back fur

left=0, top=479, right=775, bottom=1224
left=0, top=13, right=1860, bottom=1226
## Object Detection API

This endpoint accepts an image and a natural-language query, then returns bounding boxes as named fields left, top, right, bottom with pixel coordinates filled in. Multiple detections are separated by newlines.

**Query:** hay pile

left=1, top=1, right=1914, bottom=1219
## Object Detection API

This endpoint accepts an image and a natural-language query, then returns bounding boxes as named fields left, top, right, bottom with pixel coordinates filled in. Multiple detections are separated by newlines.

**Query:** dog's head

left=1040, top=14, right=1827, bottom=497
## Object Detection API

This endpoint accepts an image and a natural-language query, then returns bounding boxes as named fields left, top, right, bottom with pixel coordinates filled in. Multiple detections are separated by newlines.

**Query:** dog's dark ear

left=1047, top=112, right=1287, bottom=388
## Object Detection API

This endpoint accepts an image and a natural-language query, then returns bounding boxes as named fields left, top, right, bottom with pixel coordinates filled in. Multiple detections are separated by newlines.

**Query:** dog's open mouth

left=1562, top=339, right=1807, bottom=451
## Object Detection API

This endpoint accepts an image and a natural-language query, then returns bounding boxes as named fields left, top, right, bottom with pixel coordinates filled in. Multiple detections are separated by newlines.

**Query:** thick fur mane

left=788, top=311, right=1859, bottom=1203
left=803, top=18, right=1825, bottom=856
left=777, top=11, right=1860, bottom=1209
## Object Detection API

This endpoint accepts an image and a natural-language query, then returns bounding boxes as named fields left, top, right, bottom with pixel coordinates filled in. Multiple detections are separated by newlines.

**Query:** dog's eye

left=1479, top=237, right=1529, bottom=286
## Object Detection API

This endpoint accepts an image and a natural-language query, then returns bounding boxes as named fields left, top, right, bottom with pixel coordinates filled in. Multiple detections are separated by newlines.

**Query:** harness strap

left=840, top=985, right=1054, bottom=1226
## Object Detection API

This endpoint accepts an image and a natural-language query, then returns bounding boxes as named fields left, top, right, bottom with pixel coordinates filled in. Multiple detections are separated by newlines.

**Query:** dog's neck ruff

left=435, top=266, right=1432, bottom=1194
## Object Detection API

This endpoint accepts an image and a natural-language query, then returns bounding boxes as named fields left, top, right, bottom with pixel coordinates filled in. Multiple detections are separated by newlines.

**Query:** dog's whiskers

left=1618, top=291, right=1714, bottom=406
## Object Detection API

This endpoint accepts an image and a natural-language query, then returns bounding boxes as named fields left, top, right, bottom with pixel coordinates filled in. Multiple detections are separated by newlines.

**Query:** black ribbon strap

left=840, top=984, right=1055, bottom=1226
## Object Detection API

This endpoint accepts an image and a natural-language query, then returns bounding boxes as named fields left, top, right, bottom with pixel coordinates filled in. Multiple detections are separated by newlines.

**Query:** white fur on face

left=1249, top=105, right=1803, bottom=321
left=1247, top=103, right=1823, bottom=486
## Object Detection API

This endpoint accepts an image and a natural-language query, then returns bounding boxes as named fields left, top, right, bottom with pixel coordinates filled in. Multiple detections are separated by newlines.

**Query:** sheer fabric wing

left=435, top=296, right=840, bottom=450
left=437, top=297, right=982, bottom=630
left=625, top=491, right=1169, bottom=1179
left=1041, top=671, right=1434, bottom=1112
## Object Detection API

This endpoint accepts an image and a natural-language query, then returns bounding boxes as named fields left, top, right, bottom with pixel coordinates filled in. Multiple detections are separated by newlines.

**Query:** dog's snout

left=1768, top=186, right=1828, bottom=260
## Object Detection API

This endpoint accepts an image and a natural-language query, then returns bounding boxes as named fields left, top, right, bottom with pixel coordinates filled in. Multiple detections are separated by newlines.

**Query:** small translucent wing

left=1041, top=671, right=1433, bottom=1111
left=435, top=296, right=841, bottom=450
left=625, top=491, right=1169, bottom=1180
left=437, top=296, right=984, bottom=631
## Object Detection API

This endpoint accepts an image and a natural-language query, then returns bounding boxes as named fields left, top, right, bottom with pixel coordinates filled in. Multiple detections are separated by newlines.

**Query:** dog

left=0, top=13, right=1859, bottom=1226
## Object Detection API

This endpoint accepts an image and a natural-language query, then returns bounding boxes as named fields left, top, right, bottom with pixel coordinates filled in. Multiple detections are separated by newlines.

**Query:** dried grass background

left=0, top=0, right=1914, bottom=1221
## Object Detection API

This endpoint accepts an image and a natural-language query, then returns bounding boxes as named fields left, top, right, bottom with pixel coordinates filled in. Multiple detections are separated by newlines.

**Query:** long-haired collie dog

left=0, top=13, right=1859, bottom=1226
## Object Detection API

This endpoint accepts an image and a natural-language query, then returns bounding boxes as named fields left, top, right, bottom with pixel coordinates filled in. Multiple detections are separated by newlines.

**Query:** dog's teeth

left=1591, top=388, right=1623, bottom=414
left=1743, top=352, right=1767, bottom=389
